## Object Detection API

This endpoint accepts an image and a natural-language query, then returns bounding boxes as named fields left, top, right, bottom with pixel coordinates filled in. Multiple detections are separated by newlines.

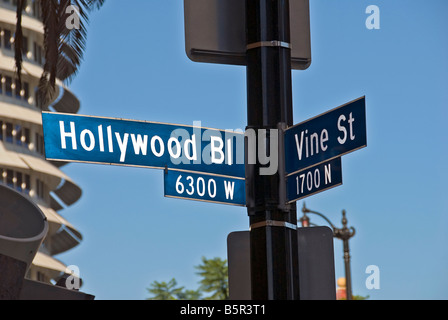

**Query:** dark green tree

left=195, top=257, right=228, bottom=300
left=147, top=278, right=201, bottom=300
left=176, top=289, right=202, bottom=301
left=146, top=257, right=228, bottom=300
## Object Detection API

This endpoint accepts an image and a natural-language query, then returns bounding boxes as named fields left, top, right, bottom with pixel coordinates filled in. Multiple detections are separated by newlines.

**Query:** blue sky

left=56, top=0, right=448, bottom=300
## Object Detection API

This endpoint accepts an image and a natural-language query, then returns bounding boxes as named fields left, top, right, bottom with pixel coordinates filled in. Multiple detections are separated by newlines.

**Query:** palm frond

left=58, top=0, right=88, bottom=83
left=58, top=0, right=106, bottom=83
left=37, top=0, right=60, bottom=107
left=13, top=0, right=105, bottom=108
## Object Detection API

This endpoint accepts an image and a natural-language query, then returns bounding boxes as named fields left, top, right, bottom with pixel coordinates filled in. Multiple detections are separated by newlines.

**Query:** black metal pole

left=342, top=238, right=352, bottom=300
left=337, top=210, right=354, bottom=300
left=245, top=0, right=299, bottom=300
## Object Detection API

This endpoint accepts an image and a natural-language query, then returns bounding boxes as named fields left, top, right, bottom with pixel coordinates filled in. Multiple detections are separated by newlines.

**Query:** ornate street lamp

left=300, top=202, right=356, bottom=300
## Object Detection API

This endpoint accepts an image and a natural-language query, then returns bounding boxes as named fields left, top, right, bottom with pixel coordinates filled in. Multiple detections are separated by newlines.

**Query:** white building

left=0, top=0, right=84, bottom=285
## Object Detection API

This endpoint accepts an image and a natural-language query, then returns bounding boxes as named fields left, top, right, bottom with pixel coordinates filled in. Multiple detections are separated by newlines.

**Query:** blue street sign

left=164, top=170, right=246, bottom=206
left=42, top=112, right=245, bottom=178
left=286, top=157, right=342, bottom=203
left=285, top=97, right=366, bottom=175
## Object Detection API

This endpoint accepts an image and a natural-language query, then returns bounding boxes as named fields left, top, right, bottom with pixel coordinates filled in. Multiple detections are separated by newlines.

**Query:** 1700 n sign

left=286, top=157, right=342, bottom=203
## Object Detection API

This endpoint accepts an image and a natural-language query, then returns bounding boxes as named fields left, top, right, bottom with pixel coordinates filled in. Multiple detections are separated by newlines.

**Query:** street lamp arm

left=301, top=203, right=337, bottom=230
left=334, top=226, right=356, bottom=240
left=349, top=226, right=356, bottom=238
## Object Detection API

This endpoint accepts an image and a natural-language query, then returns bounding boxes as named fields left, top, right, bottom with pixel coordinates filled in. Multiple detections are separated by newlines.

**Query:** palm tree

left=14, top=0, right=105, bottom=107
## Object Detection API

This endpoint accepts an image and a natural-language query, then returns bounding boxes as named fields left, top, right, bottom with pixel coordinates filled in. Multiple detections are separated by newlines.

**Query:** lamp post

left=300, top=202, right=356, bottom=300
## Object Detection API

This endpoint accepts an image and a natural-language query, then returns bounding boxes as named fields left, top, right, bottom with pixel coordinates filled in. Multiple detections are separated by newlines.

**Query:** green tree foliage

left=195, top=257, right=228, bottom=300
left=147, top=278, right=201, bottom=300
left=146, top=257, right=367, bottom=300
left=146, top=257, right=228, bottom=300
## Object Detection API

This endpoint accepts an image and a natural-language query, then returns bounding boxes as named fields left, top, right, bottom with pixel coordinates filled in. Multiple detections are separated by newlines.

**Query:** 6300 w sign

left=164, top=170, right=246, bottom=206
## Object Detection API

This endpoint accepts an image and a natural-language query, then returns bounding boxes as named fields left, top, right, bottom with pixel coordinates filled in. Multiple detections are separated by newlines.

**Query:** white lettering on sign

left=131, top=134, right=148, bottom=156
left=337, top=112, right=356, bottom=145
left=224, top=180, right=235, bottom=200
left=115, top=132, right=129, bottom=162
left=184, top=134, right=197, bottom=161
left=80, top=129, right=95, bottom=151
left=49, top=114, right=296, bottom=177
left=211, top=136, right=225, bottom=164
left=294, top=129, right=329, bottom=160
left=325, top=163, right=332, bottom=184
left=292, top=112, right=357, bottom=162
left=295, top=163, right=333, bottom=197
left=168, top=137, right=182, bottom=159
left=59, top=121, right=77, bottom=150
left=98, top=125, right=104, bottom=152
left=57, top=121, right=241, bottom=166
left=175, top=174, right=236, bottom=201
left=151, top=135, right=164, bottom=157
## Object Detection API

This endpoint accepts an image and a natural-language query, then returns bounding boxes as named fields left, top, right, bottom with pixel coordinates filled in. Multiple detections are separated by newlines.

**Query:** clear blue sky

left=56, top=0, right=448, bottom=300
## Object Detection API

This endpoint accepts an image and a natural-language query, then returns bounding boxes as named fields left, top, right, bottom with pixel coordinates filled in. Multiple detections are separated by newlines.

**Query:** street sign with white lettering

left=285, top=97, right=366, bottom=176
left=164, top=170, right=246, bottom=206
left=42, top=112, right=245, bottom=178
left=286, top=157, right=342, bottom=204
